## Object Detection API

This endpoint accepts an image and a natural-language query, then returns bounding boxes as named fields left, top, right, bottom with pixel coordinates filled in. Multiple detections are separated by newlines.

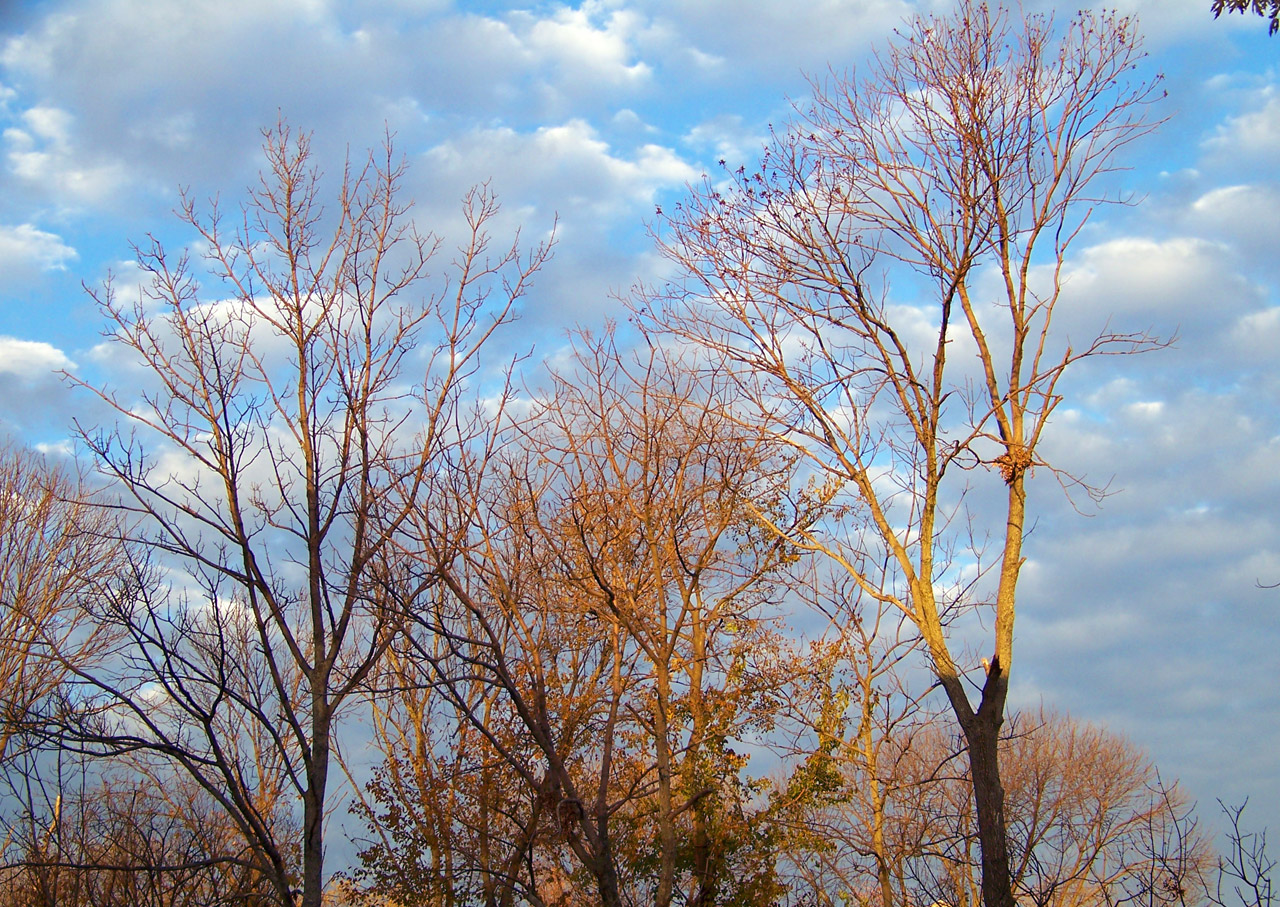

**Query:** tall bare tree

left=641, top=5, right=1164, bottom=907
left=61, top=123, right=551, bottom=907
left=909, top=713, right=1210, bottom=907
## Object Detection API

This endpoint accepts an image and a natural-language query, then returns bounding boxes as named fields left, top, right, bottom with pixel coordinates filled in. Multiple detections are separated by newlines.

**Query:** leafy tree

left=387, top=327, right=799, bottom=907
left=350, top=639, right=547, bottom=906
left=1212, top=0, right=1280, bottom=34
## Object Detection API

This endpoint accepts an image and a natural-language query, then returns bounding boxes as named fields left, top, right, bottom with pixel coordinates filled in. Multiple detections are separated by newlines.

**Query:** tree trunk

left=653, top=663, right=677, bottom=907
left=962, top=671, right=1015, bottom=907
left=300, top=707, right=331, bottom=907
left=591, top=837, right=626, bottom=907
left=688, top=608, right=718, bottom=907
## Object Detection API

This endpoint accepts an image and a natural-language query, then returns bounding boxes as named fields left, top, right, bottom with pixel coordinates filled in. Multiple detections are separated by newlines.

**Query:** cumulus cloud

left=1052, top=235, right=1263, bottom=350
left=682, top=114, right=765, bottom=168
left=638, top=0, right=911, bottom=77
left=0, top=223, right=76, bottom=280
left=0, top=335, right=73, bottom=376
left=0, top=0, right=680, bottom=222
left=1229, top=306, right=1280, bottom=363
left=420, top=119, right=697, bottom=224
left=1019, top=372, right=1280, bottom=807
left=0, top=0, right=385, bottom=204
left=1204, top=84, right=1280, bottom=159
left=3, top=105, right=128, bottom=205
left=517, top=3, right=653, bottom=87
left=1191, top=182, right=1280, bottom=231
left=410, top=119, right=698, bottom=328
left=1187, top=182, right=1280, bottom=272
left=0, top=336, right=77, bottom=437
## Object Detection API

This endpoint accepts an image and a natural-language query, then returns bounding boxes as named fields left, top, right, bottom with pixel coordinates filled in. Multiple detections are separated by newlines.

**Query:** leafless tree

left=641, top=4, right=1164, bottom=907
left=1212, top=801, right=1273, bottom=907
left=59, top=122, right=551, bottom=907
left=1, top=752, right=281, bottom=907
left=780, top=709, right=1211, bottom=907
left=0, top=440, right=125, bottom=766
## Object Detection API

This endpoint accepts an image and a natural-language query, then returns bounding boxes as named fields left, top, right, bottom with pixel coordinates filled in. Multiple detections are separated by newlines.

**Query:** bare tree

left=1, top=752, right=281, bottom=907
left=641, top=5, right=1164, bottom=907
left=0, top=440, right=124, bottom=766
left=1212, top=801, right=1273, bottom=907
left=780, top=709, right=1211, bottom=907
left=60, top=123, right=551, bottom=907
left=969, top=714, right=1208, bottom=907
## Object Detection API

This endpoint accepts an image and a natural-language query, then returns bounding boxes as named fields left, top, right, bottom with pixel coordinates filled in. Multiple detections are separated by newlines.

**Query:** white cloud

left=21, top=104, right=71, bottom=143
left=1187, top=183, right=1280, bottom=271
left=0, top=0, right=380, bottom=205
left=1191, top=183, right=1263, bottom=220
left=519, top=3, right=652, bottom=86
left=422, top=119, right=697, bottom=223
left=4, top=105, right=129, bottom=205
left=682, top=115, right=765, bottom=167
left=1122, top=399, right=1165, bottom=419
left=0, top=223, right=76, bottom=278
left=409, top=119, right=698, bottom=329
left=1229, top=306, right=1280, bottom=362
left=1205, top=85, right=1280, bottom=157
left=639, top=0, right=911, bottom=76
left=0, top=337, right=77, bottom=437
left=0, top=0, right=678, bottom=216
left=0, top=336, right=74, bottom=377
left=34, top=438, right=74, bottom=458
left=1055, top=235, right=1260, bottom=342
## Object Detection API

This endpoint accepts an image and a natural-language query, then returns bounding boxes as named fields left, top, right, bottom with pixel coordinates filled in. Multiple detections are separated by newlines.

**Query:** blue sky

left=0, top=0, right=1276, bottom=840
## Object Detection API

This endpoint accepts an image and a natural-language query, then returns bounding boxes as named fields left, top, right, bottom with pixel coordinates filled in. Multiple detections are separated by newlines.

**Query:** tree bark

left=300, top=704, right=331, bottom=907
left=962, top=665, right=1015, bottom=907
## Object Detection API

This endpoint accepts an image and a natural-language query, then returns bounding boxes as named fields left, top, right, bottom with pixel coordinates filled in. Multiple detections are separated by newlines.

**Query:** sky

left=0, top=0, right=1276, bottom=847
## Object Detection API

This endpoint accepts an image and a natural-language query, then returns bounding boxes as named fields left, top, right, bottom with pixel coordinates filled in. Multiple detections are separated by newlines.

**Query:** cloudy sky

left=0, top=0, right=1276, bottom=841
